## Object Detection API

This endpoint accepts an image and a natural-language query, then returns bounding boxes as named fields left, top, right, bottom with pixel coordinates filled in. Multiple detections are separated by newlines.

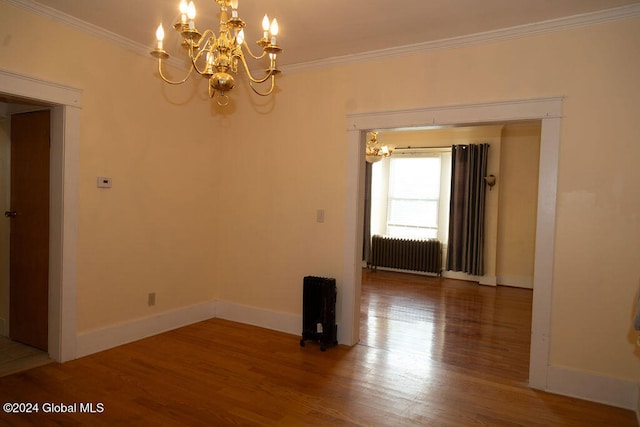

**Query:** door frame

left=0, top=68, right=81, bottom=362
left=342, top=97, right=562, bottom=391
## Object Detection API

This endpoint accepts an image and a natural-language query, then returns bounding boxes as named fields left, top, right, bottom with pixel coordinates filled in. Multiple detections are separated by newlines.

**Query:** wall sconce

left=484, top=174, right=496, bottom=191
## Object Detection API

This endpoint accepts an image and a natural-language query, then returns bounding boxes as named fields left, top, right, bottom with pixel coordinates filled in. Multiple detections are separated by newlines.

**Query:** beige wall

left=0, top=2, right=224, bottom=332
left=1, top=1, right=638, bottom=387
left=497, top=123, right=541, bottom=288
left=223, top=18, right=640, bottom=382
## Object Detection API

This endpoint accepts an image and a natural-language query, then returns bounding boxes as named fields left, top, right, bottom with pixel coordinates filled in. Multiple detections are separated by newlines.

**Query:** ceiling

left=20, top=0, right=640, bottom=66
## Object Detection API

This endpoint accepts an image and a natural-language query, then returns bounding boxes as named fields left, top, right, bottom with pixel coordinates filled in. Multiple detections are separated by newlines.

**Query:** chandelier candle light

left=151, top=0, right=282, bottom=106
left=365, top=132, right=393, bottom=163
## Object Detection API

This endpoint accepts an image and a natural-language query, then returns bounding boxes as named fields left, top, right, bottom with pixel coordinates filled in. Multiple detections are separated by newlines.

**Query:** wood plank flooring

left=0, top=270, right=636, bottom=426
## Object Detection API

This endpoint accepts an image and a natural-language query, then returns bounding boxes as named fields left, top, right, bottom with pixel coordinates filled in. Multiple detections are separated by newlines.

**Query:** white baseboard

left=215, top=300, right=301, bottom=337
left=546, top=365, right=638, bottom=410
left=443, top=271, right=534, bottom=288
left=75, top=300, right=217, bottom=358
left=75, top=300, right=300, bottom=360
left=497, top=275, right=534, bottom=289
left=479, top=275, right=497, bottom=286
left=442, top=271, right=497, bottom=286
left=367, top=266, right=440, bottom=277
left=70, top=300, right=640, bottom=417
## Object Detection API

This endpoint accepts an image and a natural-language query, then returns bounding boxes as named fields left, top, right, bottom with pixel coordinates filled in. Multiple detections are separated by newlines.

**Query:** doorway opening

left=0, top=69, right=82, bottom=364
left=359, top=122, right=541, bottom=386
left=364, top=122, right=540, bottom=287
left=342, top=97, right=562, bottom=390
left=0, top=108, right=53, bottom=375
left=1, top=103, right=50, bottom=373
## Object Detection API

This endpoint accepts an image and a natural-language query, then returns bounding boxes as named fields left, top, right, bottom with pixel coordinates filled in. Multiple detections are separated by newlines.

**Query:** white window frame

left=370, top=147, right=451, bottom=243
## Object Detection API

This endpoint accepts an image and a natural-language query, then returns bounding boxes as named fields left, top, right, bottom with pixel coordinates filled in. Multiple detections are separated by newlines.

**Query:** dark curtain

left=363, top=162, right=372, bottom=263
left=446, top=144, right=489, bottom=276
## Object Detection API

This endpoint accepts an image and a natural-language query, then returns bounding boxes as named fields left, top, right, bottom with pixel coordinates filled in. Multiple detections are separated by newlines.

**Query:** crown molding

left=6, top=0, right=148, bottom=56
left=7, top=0, right=640, bottom=73
left=282, top=3, right=640, bottom=73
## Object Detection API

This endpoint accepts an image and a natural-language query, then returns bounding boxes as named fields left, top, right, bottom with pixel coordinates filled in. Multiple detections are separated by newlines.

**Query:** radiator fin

left=369, top=235, right=442, bottom=275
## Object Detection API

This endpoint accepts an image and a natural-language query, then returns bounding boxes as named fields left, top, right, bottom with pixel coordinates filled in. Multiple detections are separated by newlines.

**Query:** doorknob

left=4, top=211, right=17, bottom=218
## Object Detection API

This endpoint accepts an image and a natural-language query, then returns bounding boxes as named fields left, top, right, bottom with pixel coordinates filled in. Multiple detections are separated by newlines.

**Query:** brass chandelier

left=365, top=132, right=393, bottom=163
left=151, top=0, right=282, bottom=106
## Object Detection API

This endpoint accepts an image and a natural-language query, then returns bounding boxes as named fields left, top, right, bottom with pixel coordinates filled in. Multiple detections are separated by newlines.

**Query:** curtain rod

left=395, top=143, right=490, bottom=150
left=395, top=145, right=452, bottom=150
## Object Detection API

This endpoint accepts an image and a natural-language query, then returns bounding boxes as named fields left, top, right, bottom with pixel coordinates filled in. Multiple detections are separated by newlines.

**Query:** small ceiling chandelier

left=150, top=0, right=282, bottom=106
left=365, top=132, right=393, bottom=163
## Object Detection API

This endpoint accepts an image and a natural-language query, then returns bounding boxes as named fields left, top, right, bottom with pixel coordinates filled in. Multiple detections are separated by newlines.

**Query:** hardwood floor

left=0, top=270, right=636, bottom=426
left=360, top=270, right=533, bottom=388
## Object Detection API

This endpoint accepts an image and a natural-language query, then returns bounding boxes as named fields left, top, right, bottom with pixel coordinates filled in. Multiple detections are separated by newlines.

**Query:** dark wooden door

left=8, top=110, right=50, bottom=351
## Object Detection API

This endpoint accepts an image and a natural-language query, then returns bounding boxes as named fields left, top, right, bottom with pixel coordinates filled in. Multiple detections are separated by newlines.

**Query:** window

left=371, top=149, right=451, bottom=242
left=387, top=156, right=440, bottom=239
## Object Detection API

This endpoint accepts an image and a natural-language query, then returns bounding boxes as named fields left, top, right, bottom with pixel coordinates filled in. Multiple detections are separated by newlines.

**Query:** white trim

left=546, top=365, right=639, bottom=410
left=75, top=300, right=300, bottom=359
left=344, top=96, right=562, bottom=386
left=48, top=105, right=80, bottom=363
left=347, top=97, right=563, bottom=131
left=342, top=127, right=365, bottom=346
left=283, top=4, right=640, bottom=73
left=369, top=267, right=440, bottom=278
left=75, top=301, right=217, bottom=358
left=6, top=0, right=640, bottom=72
left=0, top=69, right=81, bottom=362
left=496, top=275, right=534, bottom=289
left=5, top=0, right=149, bottom=58
left=479, top=275, right=497, bottom=287
left=0, top=68, right=81, bottom=108
left=215, top=301, right=301, bottom=337
left=528, top=116, right=562, bottom=389
left=442, top=271, right=498, bottom=286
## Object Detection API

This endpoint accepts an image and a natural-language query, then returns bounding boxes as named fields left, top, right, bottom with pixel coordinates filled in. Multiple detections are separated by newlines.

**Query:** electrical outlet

left=148, top=292, right=156, bottom=307
left=97, top=177, right=112, bottom=188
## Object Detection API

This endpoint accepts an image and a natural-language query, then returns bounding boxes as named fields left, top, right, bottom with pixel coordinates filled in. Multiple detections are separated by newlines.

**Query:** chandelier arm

left=190, top=51, right=209, bottom=76
left=238, top=54, right=275, bottom=84
left=157, top=59, right=195, bottom=85
left=187, top=41, right=216, bottom=77
left=241, top=40, right=268, bottom=60
left=150, top=3, right=282, bottom=105
left=248, top=75, right=276, bottom=97
left=194, top=30, right=216, bottom=50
